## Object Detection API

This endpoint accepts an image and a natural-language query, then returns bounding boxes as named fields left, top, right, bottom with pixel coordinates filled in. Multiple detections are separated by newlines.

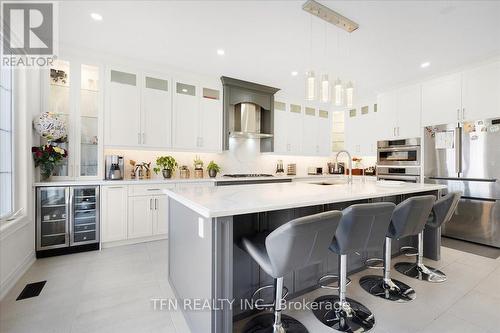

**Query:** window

left=331, top=111, right=345, bottom=152
left=0, top=66, right=13, bottom=219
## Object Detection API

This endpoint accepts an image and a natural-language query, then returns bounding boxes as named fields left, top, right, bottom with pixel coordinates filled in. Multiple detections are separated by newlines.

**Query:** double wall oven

left=377, top=138, right=422, bottom=183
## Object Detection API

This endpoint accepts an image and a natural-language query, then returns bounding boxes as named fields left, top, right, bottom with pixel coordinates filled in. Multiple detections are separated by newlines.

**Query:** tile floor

left=1, top=240, right=500, bottom=333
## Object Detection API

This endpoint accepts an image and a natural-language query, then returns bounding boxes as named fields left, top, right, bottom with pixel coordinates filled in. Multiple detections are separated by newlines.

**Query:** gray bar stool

left=359, top=195, right=435, bottom=302
left=395, top=192, right=461, bottom=282
left=240, top=210, right=342, bottom=333
left=312, top=202, right=396, bottom=332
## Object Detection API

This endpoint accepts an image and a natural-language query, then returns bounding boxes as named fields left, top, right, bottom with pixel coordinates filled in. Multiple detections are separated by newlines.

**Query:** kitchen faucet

left=335, top=150, right=353, bottom=184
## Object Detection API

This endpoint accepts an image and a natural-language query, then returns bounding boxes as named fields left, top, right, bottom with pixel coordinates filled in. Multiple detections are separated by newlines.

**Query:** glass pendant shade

left=334, top=78, right=343, bottom=106
left=345, top=81, right=354, bottom=108
left=320, top=74, right=330, bottom=103
left=305, top=71, right=316, bottom=101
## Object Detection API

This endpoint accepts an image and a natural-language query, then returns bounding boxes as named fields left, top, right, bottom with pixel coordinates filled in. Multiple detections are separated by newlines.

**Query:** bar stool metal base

left=359, top=275, right=416, bottom=302
left=242, top=313, right=308, bottom=333
left=312, top=295, right=375, bottom=332
left=394, top=262, right=447, bottom=283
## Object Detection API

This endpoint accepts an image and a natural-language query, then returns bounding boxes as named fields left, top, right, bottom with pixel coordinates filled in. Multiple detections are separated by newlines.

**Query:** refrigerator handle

left=455, top=126, right=462, bottom=174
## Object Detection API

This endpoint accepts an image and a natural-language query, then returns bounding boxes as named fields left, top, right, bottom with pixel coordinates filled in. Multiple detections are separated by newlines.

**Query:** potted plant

left=32, top=144, right=68, bottom=180
left=207, top=161, right=221, bottom=178
left=153, top=156, right=178, bottom=179
left=193, top=156, right=204, bottom=179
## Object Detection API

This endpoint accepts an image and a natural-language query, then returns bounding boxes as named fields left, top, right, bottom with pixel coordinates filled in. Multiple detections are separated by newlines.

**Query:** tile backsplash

left=105, top=138, right=376, bottom=179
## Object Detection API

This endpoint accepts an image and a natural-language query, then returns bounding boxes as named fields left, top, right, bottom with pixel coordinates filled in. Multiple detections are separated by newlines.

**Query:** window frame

left=0, top=66, right=14, bottom=221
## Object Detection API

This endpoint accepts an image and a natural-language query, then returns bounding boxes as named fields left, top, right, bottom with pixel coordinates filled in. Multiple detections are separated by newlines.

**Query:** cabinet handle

left=200, top=137, right=203, bottom=147
left=142, top=133, right=145, bottom=144
left=147, top=188, right=161, bottom=191
left=150, top=198, right=153, bottom=210
left=107, top=186, right=123, bottom=189
left=393, top=127, right=396, bottom=137
left=155, top=198, right=158, bottom=210
left=457, top=109, right=460, bottom=121
left=462, top=108, right=465, bottom=121
left=138, top=133, right=141, bottom=144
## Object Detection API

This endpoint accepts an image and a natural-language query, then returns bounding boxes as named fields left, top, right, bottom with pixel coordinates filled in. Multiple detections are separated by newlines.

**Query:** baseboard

left=0, top=250, right=36, bottom=301
left=101, top=234, right=168, bottom=248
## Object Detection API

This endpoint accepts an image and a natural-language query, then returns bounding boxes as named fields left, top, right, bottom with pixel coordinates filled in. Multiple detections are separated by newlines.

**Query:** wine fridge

left=36, top=186, right=100, bottom=257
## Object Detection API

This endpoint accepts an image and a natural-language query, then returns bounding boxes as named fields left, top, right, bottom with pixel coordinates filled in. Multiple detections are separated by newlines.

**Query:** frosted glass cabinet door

left=105, top=69, right=141, bottom=146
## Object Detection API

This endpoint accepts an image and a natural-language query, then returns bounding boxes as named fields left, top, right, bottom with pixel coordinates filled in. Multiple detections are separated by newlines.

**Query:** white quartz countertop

left=164, top=181, right=447, bottom=218
left=33, top=174, right=375, bottom=187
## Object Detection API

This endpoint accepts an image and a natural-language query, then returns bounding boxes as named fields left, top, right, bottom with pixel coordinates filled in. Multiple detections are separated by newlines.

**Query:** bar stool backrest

left=388, top=195, right=436, bottom=239
left=330, top=203, right=396, bottom=255
left=266, top=210, right=342, bottom=278
left=427, top=191, right=461, bottom=228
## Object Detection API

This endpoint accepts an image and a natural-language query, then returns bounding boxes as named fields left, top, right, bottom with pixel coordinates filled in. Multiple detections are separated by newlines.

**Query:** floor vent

left=16, top=281, right=47, bottom=301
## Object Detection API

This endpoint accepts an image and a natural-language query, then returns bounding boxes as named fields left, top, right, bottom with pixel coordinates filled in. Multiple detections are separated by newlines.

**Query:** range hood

left=220, top=76, right=280, bottom=152
left=231, top=102, right=273, bottom=139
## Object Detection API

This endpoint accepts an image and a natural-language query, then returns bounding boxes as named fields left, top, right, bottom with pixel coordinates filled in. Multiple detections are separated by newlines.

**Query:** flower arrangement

left=32, top=144, right=68, bottom=180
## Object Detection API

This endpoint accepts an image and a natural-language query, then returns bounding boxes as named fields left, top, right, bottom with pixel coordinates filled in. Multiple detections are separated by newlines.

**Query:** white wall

left=0, top=68, right=39, bottom=300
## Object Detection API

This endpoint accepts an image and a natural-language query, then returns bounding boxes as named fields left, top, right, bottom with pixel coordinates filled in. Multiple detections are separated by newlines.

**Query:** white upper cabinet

left=396, top=84, right=421, bottom=139
left=199, top=87, right=222, bottom=151
left=173, top=81, right=198, bottom=149
left=376, top=84, right=421, bottom=140
left=302, top=106, right=319, bottom=155
left=141, top=74, right=172, bottom=148
left=273, top=101, right=289, bottom=153
left=286, top=104, right=303, bottom=154
left=345, top=107, right=377, bottom=156
left=172, top=80, right=222, bottom=151
left=317, top=109, right=332, bottom=155
left=376, top=91, right=397, bottom=140
left=461, top=61, right=500, bottom=121
left=105, top=68, right=141, bottom=147
left=106, top=68, right=172, bottom=148
left=421, top=73, right=462, bottom=126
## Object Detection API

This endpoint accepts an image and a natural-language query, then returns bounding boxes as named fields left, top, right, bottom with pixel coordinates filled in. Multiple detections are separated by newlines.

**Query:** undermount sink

left=309, top=180, right=348, bottom=186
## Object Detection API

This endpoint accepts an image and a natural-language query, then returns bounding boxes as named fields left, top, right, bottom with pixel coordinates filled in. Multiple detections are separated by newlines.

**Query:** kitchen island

left=165, top=181, right=447, bottom=333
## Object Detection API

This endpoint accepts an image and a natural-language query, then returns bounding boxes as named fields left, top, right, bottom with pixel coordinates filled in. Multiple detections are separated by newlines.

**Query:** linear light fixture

left=302, top=0, right=359, bottom=33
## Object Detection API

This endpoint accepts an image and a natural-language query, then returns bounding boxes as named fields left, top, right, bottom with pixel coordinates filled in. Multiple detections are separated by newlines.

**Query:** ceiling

left=58, top=0, right=500, bottom=103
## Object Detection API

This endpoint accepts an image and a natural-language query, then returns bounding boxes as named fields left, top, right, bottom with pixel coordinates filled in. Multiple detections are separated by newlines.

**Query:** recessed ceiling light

left=90, top=13, right=103, bottom=21
left=291, top=71, right=298, bottom=76
left=420, top=62, right=430, bottom=68
left=217, top=49, right=225, bottom=56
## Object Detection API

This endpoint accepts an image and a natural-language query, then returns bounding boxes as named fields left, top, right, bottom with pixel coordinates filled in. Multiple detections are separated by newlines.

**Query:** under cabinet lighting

left=90, top=13, right=103, bottom=21
left=420, top=62, right=430, bottom=68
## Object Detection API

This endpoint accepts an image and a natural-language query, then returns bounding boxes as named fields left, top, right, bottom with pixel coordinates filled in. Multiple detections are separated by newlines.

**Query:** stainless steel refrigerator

left=424, top=117, right=500, bottom=247
left=36, top=186, right=100, bottom=257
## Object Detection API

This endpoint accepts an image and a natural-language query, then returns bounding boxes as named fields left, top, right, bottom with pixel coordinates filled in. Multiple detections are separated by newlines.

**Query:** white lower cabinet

left=153, top=195, right=168, bottom=235
left=101, top=184, right=170, bottom=245
left=101, top=186, right=128, bottom=242
left=128, top=196, right=154, bottom=239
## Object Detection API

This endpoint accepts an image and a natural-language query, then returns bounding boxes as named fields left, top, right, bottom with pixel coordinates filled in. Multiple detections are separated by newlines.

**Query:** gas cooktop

left=222, top=174, right=274, bottom=178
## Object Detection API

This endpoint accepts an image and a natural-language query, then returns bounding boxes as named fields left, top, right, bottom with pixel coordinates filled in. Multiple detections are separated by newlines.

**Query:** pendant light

left=320, top=23, right=331, bottom=103
left=334, top=78, right=343, bottom=106
left=345, top=81, right=354, bottom=108
left=305, top=15, right=316, bottom=101
left=320, top=74, right=330, bottom=103
left=306, top=71, right=316, bottom=101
